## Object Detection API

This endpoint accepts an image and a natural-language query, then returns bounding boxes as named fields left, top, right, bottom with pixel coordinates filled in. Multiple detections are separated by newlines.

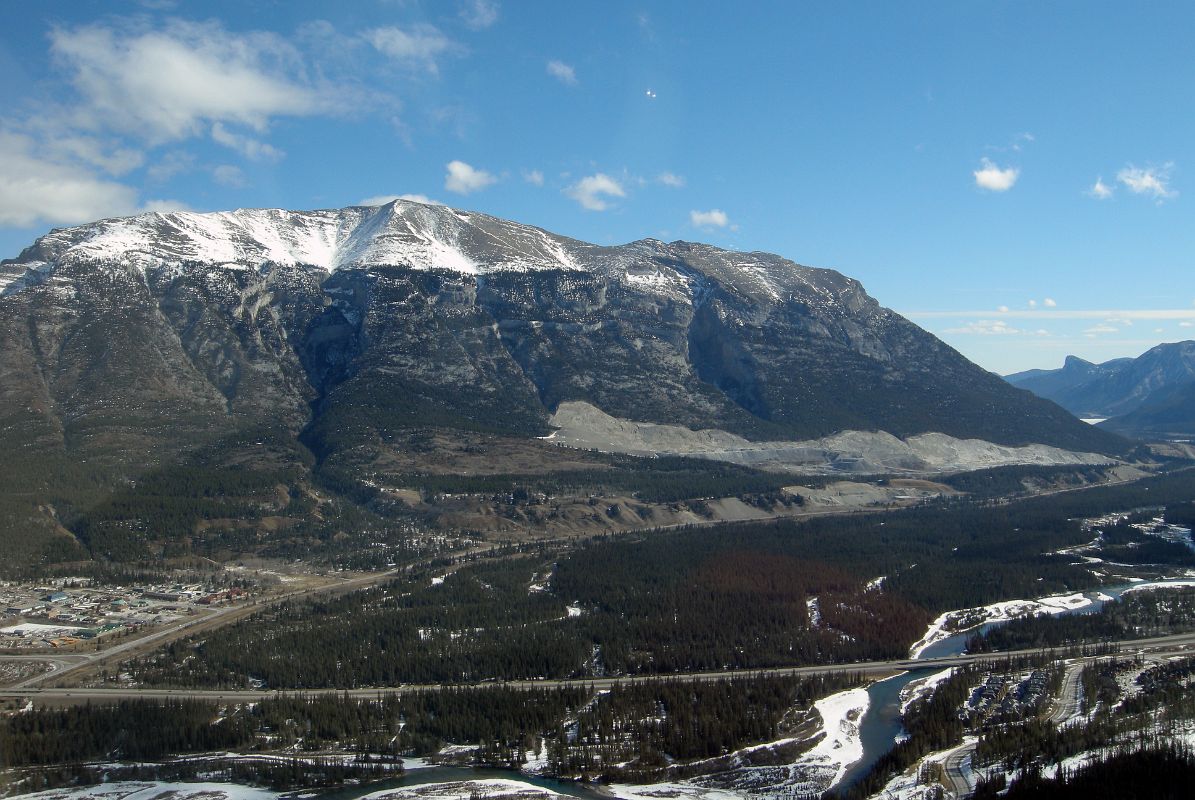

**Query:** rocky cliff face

left=0, top=200, right=1126, bottom=566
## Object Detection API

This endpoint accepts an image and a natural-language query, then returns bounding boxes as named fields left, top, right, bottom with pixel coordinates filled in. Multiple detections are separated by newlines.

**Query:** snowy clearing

left=1121, top=579, right=1195, bottom=595
left=361, top=778, right=567, bottom=800
left=909, top=592, right=1094, bottom=658
left=16, top=782, right=279, bottom=800
left=899, top=667, right=956, bottom=715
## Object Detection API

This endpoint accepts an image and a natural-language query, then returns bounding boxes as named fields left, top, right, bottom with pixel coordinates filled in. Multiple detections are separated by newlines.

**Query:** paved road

left=941, top=741, right=976, bottom=799
left=5, top=631, right=1195, bottom=705
left=1047, top=662, right=1086, bottom=726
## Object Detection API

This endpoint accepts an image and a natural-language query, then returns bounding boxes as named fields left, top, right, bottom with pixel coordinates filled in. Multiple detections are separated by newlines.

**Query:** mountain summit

left=0, top=201, right=1124, bottom=565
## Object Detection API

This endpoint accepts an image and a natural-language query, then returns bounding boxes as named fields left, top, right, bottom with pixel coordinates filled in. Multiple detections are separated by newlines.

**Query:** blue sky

left=2, top=1, right=1194, bottom=374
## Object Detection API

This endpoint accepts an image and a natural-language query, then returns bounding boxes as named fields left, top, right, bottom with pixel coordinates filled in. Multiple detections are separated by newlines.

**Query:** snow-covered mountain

left=2, top=200, right=823, bottom=304
left=0, top=200, right=1126, bottom=566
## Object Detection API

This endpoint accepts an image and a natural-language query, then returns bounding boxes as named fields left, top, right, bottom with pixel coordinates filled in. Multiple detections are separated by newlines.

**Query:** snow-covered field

left=899, top=667, right=955, bottom=715
left=361, top=778, right=569, bottom=800
left=1121, top=579, right=1195, bottom=595
left=609, top=686, right=870, bottom=799
left=16, top=782, right=280, bottom=800
left=909, top=592, right=1094, bottom=657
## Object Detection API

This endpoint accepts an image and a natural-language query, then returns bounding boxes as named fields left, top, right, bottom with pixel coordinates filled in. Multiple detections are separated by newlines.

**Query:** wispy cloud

left=211, top=122, right=283, bottom=161
left=566, top=173, right=624, bottom=210
left=907, top=308, right=1195, bottom=321
left=357, top=193, right=442, bottom=206
left=51, top=20, right=343, bottom=143
left=690, top=209, right=730, bottom=228
left=212, top=164, right=245, bottom=187
left=1117, top=163, right=1177, bottom=201
left=546, top=60, right=577, bottom=86
left=459, top=0, right=499, bottom=30
left=444, top=160, right=497, bottom=194
left=943, top=319, right=1022, bottom=335
left=523, top=169, right=544, bottom=186
left=1088, top=177, right=1114, bottom=199
left=365, top=25, right=459, bottom=73
left=656, top=172, right=685, bottom=188
left=0, top=129, right=189, bottom=226
left=973, top=158, right=1019, bottom=192
left=0, top=130, right=139, bottom=226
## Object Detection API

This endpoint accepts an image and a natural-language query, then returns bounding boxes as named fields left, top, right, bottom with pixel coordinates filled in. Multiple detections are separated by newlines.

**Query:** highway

left=4, top=631, right=1194, bottom=705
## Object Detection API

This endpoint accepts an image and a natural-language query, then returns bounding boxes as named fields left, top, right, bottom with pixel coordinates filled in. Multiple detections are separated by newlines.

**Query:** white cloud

left=973, top=158, right=1019, bottom=191
left=1088, top=177, right=1114, bottom=199
left=909, top=308, right=1195, bottom=321
left=1028, top=299, right=1037, bottom=308
left=211, top=122, right=283, bottom=161
left=357, top=193, right=443, bottom=206
left=690, top=209, right=730, bottom=228
left=1084, top=324, right=1119, bottom=335
left=139, top=198, right=192, bottom=213
left=444, top=160, right=497, bottom=194
left=1117, top=163, right=1177, bottom=200
left=943, top=320, right=1022, bottom=336
left=1181, top=321, right=1194, bottom=328
left=565, top=173, right=625, bottom=211
left=523, top=169, right=544, bottom=186
left=212, top=164, right=246, bottom=187
left=145, top=150, right=198, bottom=183
left=546, top=60, right=577, bottom=86
left=1044, top=297, right=1057, bottom=307
left=50, top=20, right=340, bottom=143
left=0, top=130, right=139, bottom=226
left=33, top=133, right=144, bottom=176
left=657, top=172, right=685, bottom=188
left=365, top=25, right=458, bottom=73
left=460, top=0, right=499, bottom=30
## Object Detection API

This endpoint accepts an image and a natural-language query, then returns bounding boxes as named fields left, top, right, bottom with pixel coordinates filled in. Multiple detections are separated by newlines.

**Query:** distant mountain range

left=1006, top=341, right=1195, bottom=438
left=0, top=201, right=1125, bottom=569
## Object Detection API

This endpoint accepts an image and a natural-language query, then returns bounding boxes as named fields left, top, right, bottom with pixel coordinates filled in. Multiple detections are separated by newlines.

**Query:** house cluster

left=0, top=579, right=251, bottom=650
left=963, top=669, right=1051, bottom=725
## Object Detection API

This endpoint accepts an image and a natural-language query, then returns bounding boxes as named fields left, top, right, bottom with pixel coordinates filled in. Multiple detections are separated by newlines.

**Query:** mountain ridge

left=0, top=200, right=1128, bottom=569
left=1006, top=341, right=1195, bottom=432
